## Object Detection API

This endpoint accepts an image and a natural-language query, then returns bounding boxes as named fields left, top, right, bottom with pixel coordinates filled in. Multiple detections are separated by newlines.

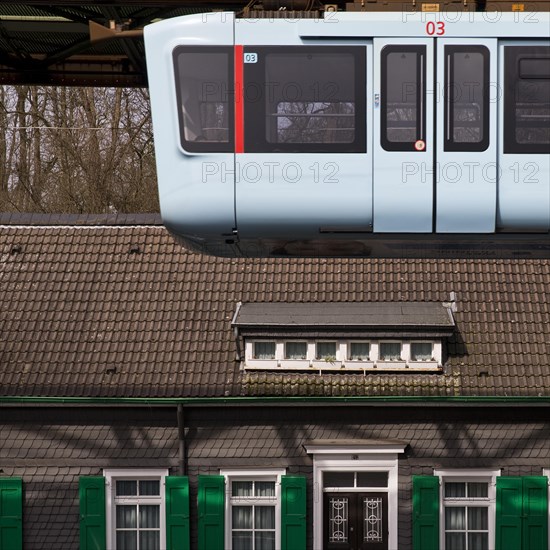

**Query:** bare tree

left=0, top=85, right=159, bottom=213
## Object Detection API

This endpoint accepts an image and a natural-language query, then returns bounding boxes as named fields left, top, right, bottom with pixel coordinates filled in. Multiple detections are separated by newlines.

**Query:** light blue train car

left=144, top=11, right=550, bottom=258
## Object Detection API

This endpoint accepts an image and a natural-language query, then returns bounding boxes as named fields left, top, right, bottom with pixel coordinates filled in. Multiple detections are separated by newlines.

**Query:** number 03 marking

left=426, top=21, right=445, bottom=35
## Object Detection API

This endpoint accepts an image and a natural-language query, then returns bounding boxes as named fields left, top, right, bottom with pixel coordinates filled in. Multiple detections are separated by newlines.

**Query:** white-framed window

left=379, top=341, right=402, bottom=361
left=410, top=341, right=433, bottom=361
left=104, top=468, right=169, bottom=550
left=284, top=341, right=307, bottom=359
left=244, top=339, right=442, bottom=370
left=434, top=469, right=499, bottom=550
left=348, top=341, right=371, bottom=361
left=253, top=341, right=276, bottom=359
left=221, top=469, right=285, bottom=550
left=316, top=341, right=337, bottom=360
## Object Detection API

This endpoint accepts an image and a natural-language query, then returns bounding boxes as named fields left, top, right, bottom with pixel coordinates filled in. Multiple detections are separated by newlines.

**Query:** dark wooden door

left=324, top=492, right=388, bottom=550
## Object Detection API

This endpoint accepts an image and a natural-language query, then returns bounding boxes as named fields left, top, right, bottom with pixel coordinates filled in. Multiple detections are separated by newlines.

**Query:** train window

left=444, top=46, right=489, bottom=152
left=504, top=46, right=550, bottom=154
left=381, top=46, right=426, bottom=152
left=173, top=46, right=234, bottom=153
left=243, top=46, right=366, bottom=153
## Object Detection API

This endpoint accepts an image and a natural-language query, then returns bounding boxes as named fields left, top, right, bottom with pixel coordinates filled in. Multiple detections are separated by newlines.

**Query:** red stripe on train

left=234, top=45, right=244, bottom=153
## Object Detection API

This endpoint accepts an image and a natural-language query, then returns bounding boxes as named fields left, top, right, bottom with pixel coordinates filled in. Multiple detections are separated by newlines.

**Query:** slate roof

left=0, top=216, right=549, bottom=399
left=233, top=302, right=455, bottom=332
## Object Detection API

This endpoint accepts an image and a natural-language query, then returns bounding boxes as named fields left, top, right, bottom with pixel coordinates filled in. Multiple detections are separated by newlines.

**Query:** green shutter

left=522, top=476, right=548, bottom=550
left=79, top=477, right=106, bottom=550
left=496, top=477, right=523, bottom=550
left=197, top=475, right=224, bottom=550
left=166, top=476, right=190, bottom=550
left=0, top=478, right=23, bottom=550
left=281, top=476, right=306, bottom=550
left=412, top=476, right=439, bottom=550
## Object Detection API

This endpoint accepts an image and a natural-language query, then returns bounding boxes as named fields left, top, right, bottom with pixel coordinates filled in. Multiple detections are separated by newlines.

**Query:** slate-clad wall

left=0, top=406, right=549, bottom=549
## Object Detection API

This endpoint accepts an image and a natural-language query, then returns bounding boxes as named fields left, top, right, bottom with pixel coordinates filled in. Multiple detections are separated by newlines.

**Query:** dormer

left=232, top=302, right=455, bottom=373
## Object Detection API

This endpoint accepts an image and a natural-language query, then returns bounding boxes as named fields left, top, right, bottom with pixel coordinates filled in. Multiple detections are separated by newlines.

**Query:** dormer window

left=349, top=342, right=370, bottom=361
left=285, top=341, right=307, bottom=360
left=316, top=342, right=337, bottom=360
left=379, top=342, right=402, bottom=361
left=232, top=302, right=455, bottom=373
left=411, top=342, right=433, bottom=361
left=254, top=341, right=276, bottom=359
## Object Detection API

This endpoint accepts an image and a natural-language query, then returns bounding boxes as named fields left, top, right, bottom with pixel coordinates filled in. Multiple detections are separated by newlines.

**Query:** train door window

left=381, top=46, right=426, bottom=151
left=243, top=46, right=366, bottom=153
left=173, top=46, right=234, bottom=152
left=444, top=46, right=490, bottom=152
left=504, top=46, right=550, bottom=154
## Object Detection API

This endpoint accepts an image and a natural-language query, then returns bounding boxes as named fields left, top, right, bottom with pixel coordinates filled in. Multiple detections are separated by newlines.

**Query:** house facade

left=0, top=215, right=548, bottom=550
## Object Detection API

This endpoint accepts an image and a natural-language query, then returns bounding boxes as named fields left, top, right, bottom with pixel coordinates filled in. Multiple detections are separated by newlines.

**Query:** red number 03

left=426, top=21, right=445, bottom=35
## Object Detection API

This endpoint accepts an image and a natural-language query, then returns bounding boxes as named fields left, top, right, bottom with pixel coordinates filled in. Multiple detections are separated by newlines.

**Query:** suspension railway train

left=144, top=9, right=550, bottom=258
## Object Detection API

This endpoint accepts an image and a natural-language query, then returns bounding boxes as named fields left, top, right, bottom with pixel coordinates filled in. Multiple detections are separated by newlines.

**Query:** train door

left=374, top=38, right=498, bottom=233
left=234, top=43, right=373, bottom=245
left=373, top=38, right=434, bottom=233
left=436, top=38, right=497, bottom=233
left=498, top=42, right=550, bottom=232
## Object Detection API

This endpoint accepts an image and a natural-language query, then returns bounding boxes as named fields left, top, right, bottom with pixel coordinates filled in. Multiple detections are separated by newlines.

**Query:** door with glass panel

left=324, top=493, right=388, bottom=550
left=374, top=38, right=497, bottom=233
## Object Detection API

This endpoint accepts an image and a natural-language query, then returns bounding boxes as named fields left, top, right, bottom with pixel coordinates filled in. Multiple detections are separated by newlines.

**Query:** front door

left=324, top=493, right=388, bottom=550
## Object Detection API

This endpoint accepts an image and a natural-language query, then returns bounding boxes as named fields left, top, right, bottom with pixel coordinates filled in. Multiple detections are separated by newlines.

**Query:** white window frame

left=252, top=340, right=277, bottom=359
left=220, top=468, right=286, bottom=550
left=244, top=338, right=442, bottom=371
left=104, top=468, right=169, bottom=550
left=306, top=443, right=406, bottom=550
left=434, top=469, right=500, bottom=550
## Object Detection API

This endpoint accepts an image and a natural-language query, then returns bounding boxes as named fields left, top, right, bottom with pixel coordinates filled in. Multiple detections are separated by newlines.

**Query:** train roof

left=0, top=214, right=548, bottom=401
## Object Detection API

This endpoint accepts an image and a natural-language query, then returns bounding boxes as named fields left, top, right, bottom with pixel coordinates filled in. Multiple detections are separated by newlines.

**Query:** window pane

left=468, top=532, right=489, bottom=550
left=116, top=505, right=137, bottom=528
left=233, top=481, right=253, bottom=497
left=255, top=506, right=275, bottom=529
left=233, top=532, right=253, bottom=550
left=316, top=342, right=336, bottom=359
left=504, top=46, right=550, bottom=152
left=411, top=342, right=432, bottom=361
left=468, top=507, right=488, bottom=530
left=467, top=482, right=488, bottom=498
left=264, top=53, right=356, bottom=144
left=173, top=47, right=233, bottom=152
left=139, top=505, right=160, bottom=529
left=117, top=531, right=137, bottom=550
left=233, top=506, right=253, bottom=529
left=349, top=342, right=370, bottom=360
left=139, top=480, right=160, bottom=496
left=379, top=342, right=401, bottom=361
left=285, top=342, right=307, bottom=359
left=445, top=532, right=466, bottom=550
left=382, top=46, right=426, bottom=151
left=116, top=480, right=137, bottom=496
left=445, top=507, right=466, bottom=530
left=323, top=472, right=354, bottom=487
left=255, top=531, right=275, bottom=550
left=356, top=472, right=388, bottom=487
left=139, top=531, right=160, bottom=550
left=445, top=48, right=488, bottom=149
left=445, top=482, right=466, bottom=498
left=254, top=342, right=276, bottom=360
left=255, top=482, right=276, bottom=497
